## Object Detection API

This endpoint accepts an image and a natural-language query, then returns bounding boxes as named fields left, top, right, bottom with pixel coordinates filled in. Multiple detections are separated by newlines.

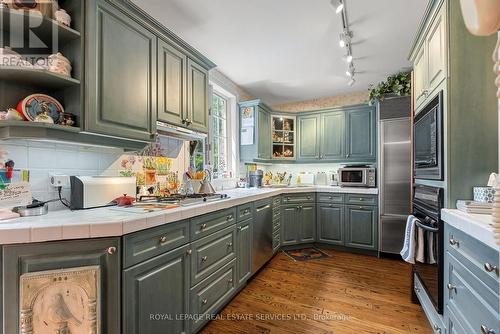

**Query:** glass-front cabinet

left=271, top=115, right=296, bottom=159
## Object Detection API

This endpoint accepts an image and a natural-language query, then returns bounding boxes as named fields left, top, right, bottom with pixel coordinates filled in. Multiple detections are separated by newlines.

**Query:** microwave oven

left=338, top=167, right=376, bottom=187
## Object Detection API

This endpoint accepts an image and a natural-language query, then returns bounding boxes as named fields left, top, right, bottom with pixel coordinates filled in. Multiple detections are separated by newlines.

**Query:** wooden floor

left=200, top=249, right=432, bottom=334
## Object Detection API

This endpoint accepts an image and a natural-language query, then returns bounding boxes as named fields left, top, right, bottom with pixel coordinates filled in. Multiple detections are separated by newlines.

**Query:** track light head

left=345, top=54, right=353, bottom=63
left=346, top=65, right=355, bottom=77
left=331, top=0, right=344, bottom=14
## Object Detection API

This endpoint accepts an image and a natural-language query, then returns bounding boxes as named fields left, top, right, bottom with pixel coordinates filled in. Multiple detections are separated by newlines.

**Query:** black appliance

left=414, top=91, right=443, bottom=180
left=412, top=184, right=444, bottom=314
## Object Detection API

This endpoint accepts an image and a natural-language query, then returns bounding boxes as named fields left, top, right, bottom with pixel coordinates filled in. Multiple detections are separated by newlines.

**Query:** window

left=190, top=140, right=205, bottom=172
left=211, top=93, right=228, bottom=178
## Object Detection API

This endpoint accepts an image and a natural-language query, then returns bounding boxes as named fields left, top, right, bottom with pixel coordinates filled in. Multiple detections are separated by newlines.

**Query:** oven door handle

left=415, top=220, right=439, bottom=233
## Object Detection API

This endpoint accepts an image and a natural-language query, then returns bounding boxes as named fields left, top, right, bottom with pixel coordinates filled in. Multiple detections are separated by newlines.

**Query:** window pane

left=219, top=97, right=227, bottom=119
left=218, top=117, right=226, bottom=137
left=212, top=95, right=220, bottom=117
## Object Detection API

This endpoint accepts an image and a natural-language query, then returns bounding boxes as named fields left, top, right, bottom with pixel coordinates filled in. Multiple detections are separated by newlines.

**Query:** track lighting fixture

left=344, top=54, right=353, bottom=63
left=346, top=66, right=354, bottom=77
left=331, top=0, right=344, bottom=14
left=348, top=77, right=355, bottom=86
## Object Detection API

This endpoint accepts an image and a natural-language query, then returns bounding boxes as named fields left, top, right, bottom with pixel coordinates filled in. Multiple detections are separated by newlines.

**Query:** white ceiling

left=134, top=0, right=428, bottom=105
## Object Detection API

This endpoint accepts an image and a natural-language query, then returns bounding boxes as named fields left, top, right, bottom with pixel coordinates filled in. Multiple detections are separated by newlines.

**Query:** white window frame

left=208, top=81, right=238, bottom=180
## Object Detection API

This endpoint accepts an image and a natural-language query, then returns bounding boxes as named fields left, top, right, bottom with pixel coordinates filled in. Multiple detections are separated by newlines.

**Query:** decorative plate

left=16, top=94, right=64, bottom=122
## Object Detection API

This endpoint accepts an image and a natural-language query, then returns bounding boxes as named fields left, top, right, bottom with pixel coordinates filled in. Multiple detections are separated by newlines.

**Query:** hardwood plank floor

left=200, top=249, right=432, bottom=334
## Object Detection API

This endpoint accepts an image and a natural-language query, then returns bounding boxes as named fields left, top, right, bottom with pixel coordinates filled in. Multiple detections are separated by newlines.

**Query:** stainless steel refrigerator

left=377, top=97, right=412, bottom=254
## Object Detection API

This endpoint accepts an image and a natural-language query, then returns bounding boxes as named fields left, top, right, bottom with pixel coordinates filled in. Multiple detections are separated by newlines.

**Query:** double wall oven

left=412, top=184, right=444, bottom=314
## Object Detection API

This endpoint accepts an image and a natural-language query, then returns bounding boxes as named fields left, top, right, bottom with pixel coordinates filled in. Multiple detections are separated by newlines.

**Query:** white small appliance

left=314, top=172, right=328, bottom=186
left=70, top=176, right=136, bottom=209
left=297, top=173, right=315, bottom=186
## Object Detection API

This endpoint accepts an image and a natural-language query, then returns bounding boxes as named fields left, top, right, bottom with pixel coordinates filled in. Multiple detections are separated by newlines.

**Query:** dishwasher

left=252, top=198, right=273, bottom=274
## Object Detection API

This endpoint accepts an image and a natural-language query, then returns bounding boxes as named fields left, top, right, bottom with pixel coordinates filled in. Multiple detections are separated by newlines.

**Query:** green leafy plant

left=369, top=72, right=411, bottom=105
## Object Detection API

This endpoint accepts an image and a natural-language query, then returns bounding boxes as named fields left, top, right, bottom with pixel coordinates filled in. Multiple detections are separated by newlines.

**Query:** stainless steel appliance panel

left=252, top=199, right=273, bottom=273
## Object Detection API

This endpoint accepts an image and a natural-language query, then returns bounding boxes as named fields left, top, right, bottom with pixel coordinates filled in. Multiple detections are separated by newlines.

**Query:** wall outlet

left=49, top=174, right=70, bottom=188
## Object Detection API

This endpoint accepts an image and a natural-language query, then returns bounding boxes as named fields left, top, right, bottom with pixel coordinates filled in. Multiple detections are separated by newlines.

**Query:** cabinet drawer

left=446, top=224, right=499, bottom=293
left=191, top=225, right=236, bottom=286
left=190, top=259, right=236, bottom=332
left=345, top=194, right=377, bottom=206
left=447, top=253, right=500, bottom=333
left=282, top=193, right=315, bottom=204
left=414, top=274, right=444, bottom=334
left=237, top=203, right=253, bottom=222
left=191, top=208, right=236, bottom=240
left=273, top=217, right=281, bottom=233
left=273, top=196, right=282, bottom=207
left=317, top=193, right=344, bottom=204
left=123, top=219, right=189, bottom=268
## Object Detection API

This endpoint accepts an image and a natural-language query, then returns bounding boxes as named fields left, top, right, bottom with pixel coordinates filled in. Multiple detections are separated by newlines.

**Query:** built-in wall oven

left=412, top=184, right=444, bottom=314
left=414, top=91, right=444, bottom=180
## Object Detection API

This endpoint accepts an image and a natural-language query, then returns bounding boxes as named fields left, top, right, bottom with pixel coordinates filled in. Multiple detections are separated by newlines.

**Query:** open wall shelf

left=0, top=67, right=80, bottom=88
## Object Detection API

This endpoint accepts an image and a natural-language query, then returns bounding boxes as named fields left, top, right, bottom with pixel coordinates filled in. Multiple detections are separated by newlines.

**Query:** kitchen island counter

left=0, top=186, right=378, bottom=245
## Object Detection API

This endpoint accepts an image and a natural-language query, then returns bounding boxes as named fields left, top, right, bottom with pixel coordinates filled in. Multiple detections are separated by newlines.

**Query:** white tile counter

left=0, top=186, right=378, bottom=245
left=441, top=209, right=499, bottom=251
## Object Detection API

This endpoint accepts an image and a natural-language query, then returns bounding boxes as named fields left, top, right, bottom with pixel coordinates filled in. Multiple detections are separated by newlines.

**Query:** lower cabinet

left=236, top=218, right=252, bottom=286
left=344, top=205, right=378, bottom=250
left=281, top=204, right=316, bottom=245
left=123, top=244, right=190, bottom=334
left=317, top=204, right=344, bottom=245
left=190, top=259, right=237, bottom=333
left=2, top=238, right=121, bottom=334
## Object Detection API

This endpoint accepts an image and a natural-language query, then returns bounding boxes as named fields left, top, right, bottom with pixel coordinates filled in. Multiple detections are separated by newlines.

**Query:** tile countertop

left=0, top=186, right=378, bottom=245
left=441, top=209, right=499, bottom=251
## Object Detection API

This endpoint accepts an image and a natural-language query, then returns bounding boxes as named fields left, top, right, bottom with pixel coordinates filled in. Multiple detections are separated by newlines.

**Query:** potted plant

left=369, top=72, right=411, bottom=105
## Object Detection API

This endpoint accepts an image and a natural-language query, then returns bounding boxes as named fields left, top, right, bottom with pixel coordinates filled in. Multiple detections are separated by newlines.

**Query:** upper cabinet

left=271, top=115, right=296, bottom=159
left=257, top=106, right=272, bottom=160
left=240, top=100, right=272, bottom=161
left=297, top=115, right=320, bottom=160
left=321, top=111, right=345, bottom=160
left=410, top=2, right=446, bottom=113
left=85, top=0, right=157, bottom=142
left=345, top=107, right=376, bottom=161
left=186, top=59, right=209, bottom=132
left=157, top=40, right=187, bottom=127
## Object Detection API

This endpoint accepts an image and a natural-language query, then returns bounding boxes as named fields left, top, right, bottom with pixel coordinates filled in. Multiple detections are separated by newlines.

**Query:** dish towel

left=415, top=227, right=425, bottom=263
left=400, top=215, right=419, bottom=264
left=427, top=231, right=436, bottom=264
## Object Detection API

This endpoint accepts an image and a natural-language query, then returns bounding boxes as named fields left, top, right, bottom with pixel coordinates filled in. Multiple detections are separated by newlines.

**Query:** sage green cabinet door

left=123, top=244, right=190, bottom=334
left=257, top=107, right=271, bottom=159
left=236, top=218, right=252, bottom=286
left=158, top=40, right=187, bottom=126
left=86, top=0, right=156, bottom=141
left=321, top=112, right=345, bottom=160
left=298, top=115, right=320, bottom=160
left=187, top=59, right=209, bottom=132
left=282, top=205, right=299, bottom=245
left=317, top=204, right=344, bottom=245
left=345, top=205, right=378, bottom=250
left=299, top=204, right=316, bottom=243
left=345, top=108, right=376, bottom=161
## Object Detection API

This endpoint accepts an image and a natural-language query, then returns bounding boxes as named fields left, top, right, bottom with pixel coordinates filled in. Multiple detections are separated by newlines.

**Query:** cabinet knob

left=307, top=196, right=311, bottom=200
left=202, top=299, right=208, bottom=305
left=447, top=283, right=457, bottom=292
left=433, top=324, right=441, bottom=334
left=484, top=263, right=498, bottom=273
left=414, top=286, right=420, bottom=293
left=159, top=236, right=168, bottom=245
left=201, top=256, right=208, bottom=262
left=228, top=278, right=233, bottom=284
left=480, top=325, right=495, bottom=334
left=186, top=249, right=192, bottom=255
left=237, top=226, right=242, bottom=232
left=201, top=223, right=207, bottom=230
left=359, top=198, right=363, bottom=201
left=449, top=238, right=460, bottom=247
left=227, top=242, right=233, bottom=248
left=226, top=215, right=233, bottom=221
left=106, top=246, right=117, bottom=255
left=422, top=89, right=429, bottom=97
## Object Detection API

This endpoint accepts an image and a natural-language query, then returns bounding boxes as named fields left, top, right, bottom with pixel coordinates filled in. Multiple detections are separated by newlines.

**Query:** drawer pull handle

left=186, top=249, right=192, bottom=255
left=201, top=256, right=208, bottom=262
left=228, top=278, right=233, bottom=284
left=359, top=198, right=363, bottom=201
left=329, top=196, right=332, bottom=199
left=433, top=324, right=441, bottom=333
left=159, top=236, right=168, bottom=245
left=447, top=283, right=456, bottom=292
left=107, top=246, right=117, bottom=255
left=484, top=263, right=498, bottom=273
left=307, top=196, right=311, bottom=200
left=202, top=299, right=208, bottom=305
left=226, top=215, right=233, bottom=221
left=480, top=325, right=495, bottom=334
left=201, top=223, right=207, bottom=230
left=237, top=226, right=242, bottom=232
left=414, top=286, right=420, bottom=293
left=449, top=238, right=459, bottom=247
left=227, top=242, right=233, bottom=247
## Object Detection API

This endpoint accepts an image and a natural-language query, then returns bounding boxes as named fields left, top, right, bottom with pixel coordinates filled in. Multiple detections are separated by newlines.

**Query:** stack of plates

left=492, top=184, right=500, bottom=245
left=456, top=200, right=492, bottom=214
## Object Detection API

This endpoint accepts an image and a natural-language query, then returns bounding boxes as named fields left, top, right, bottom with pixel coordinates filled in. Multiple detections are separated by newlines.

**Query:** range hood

left=156, top=121, right=207, bottom=141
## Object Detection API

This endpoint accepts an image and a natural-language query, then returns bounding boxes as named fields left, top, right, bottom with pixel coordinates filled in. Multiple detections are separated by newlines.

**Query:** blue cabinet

left=345, top=107, right=376, bottom=161
left=344, top=205, right=378, bottom=250
left=321, top=111, right=345, bottom=160
left=297, top=115, right=320, bottom=160
left=317, top=204, right=344, bottom=245
left=236, top=218, right=252, bottom=286
left=281, top=195, right=317, bottom=245
left=240, top=100, right=272, bottom=161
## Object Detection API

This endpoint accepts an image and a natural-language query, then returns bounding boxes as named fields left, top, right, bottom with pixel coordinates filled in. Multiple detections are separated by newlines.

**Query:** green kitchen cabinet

left=345, top=107, right=376, bottom=161
left=297, top=115, right=320, bottom=160
left=317, top=203, right=344, bottom=245
left=258, top=107, right=272, bottom=159
left=123, top=244, right=190, bottom=334
left=320, top=111, right=345, bottom=160
left=239, top=100, right=272, bottom=161
left=85, top=0, right=157, bottom=142
left=187, top=59, right=209, bottom=132
left=2, top=238, right=121, bottom=334
left=157, top=39, right=187, bottom=127
left=281, top=204, right=316, bottom=245
left=344, top=205, right=378, bottom=250
left=236, top=218, right=252, bottom=286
